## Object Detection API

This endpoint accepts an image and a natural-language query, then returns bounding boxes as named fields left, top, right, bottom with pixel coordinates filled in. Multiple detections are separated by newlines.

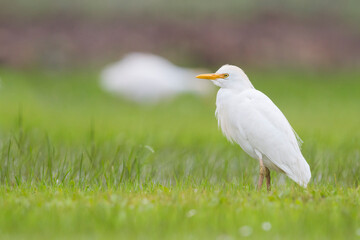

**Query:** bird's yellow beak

left=196, top=73, right=227, bottom=80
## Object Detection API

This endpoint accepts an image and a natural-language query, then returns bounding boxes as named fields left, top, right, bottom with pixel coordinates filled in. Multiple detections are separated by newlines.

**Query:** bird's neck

left=222, top=81, right=254, bottom=93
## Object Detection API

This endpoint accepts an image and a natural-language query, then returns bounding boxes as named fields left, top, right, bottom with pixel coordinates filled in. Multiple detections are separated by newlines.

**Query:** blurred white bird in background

left=197, top=65, right=311, bottom=190
left=101, top=53, right=213, bottom=103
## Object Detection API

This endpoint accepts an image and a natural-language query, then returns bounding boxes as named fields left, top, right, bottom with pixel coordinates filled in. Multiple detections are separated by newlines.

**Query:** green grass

left=0, top=68, right=359, bottom=239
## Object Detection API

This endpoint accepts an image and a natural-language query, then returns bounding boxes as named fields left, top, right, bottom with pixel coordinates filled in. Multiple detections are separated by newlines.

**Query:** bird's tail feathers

left=286, top=156, right=311, bottom=188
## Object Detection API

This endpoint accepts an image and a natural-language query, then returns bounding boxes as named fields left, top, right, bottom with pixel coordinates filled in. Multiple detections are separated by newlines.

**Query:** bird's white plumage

left=212, top=65, right=311, bottom=187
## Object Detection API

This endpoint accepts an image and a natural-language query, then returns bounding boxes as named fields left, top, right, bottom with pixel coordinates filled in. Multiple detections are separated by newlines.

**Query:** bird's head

left=196, top=65, right=254, bottom=90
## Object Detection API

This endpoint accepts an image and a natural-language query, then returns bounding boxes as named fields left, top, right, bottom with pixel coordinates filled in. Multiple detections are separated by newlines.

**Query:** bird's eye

left=224, top=74, right=229, bottom=78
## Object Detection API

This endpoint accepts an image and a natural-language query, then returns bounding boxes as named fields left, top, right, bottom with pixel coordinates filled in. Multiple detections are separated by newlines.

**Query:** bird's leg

left=257, top=159, right=266, bottom=190
left=265, top=167, right=271, bottom=192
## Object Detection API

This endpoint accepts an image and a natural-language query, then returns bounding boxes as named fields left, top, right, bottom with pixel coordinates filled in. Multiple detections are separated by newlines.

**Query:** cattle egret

left=101, top=53, right=213, bottom=103
left=196, top=65, right=311, bottom=190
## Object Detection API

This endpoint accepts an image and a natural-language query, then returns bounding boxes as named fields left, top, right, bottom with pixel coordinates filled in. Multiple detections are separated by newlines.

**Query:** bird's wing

left=233, top=89, right=310, bottom=186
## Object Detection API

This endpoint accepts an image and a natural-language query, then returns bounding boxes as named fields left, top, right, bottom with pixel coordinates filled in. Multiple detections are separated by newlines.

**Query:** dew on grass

left=144, top=145, right=155, bottom=153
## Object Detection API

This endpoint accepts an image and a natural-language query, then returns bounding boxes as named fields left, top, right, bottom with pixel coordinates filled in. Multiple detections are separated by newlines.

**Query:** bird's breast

left=215, top=103, right=235, bottom=143
left=215, top=90, right=242, bottom=143
left=215, top=89, right=257, bottom=159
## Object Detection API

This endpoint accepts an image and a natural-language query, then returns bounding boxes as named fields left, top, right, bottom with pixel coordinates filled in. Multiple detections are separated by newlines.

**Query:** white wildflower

left=186, top=209, right=197, bottom=218
left=239, top=225, right=253, bottom=237
left=262, top=222, right=272, bottom=231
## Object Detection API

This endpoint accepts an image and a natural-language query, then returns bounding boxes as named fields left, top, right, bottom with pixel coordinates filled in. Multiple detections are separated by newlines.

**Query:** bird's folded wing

left=234, top=90, right=304, bottom=176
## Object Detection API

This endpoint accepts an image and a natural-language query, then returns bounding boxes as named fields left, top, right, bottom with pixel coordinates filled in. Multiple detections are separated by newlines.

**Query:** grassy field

left=0, top=68, right=359, bottom=239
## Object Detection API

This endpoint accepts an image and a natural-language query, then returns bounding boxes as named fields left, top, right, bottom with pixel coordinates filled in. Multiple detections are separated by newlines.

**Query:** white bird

left=101, top=52, right=213, bottom=103
left=196, top=65, right=311, bottom=190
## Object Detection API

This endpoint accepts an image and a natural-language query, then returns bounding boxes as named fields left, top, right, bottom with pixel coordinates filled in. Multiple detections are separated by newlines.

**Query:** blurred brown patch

left=0, top=13, right=359, bottom=69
